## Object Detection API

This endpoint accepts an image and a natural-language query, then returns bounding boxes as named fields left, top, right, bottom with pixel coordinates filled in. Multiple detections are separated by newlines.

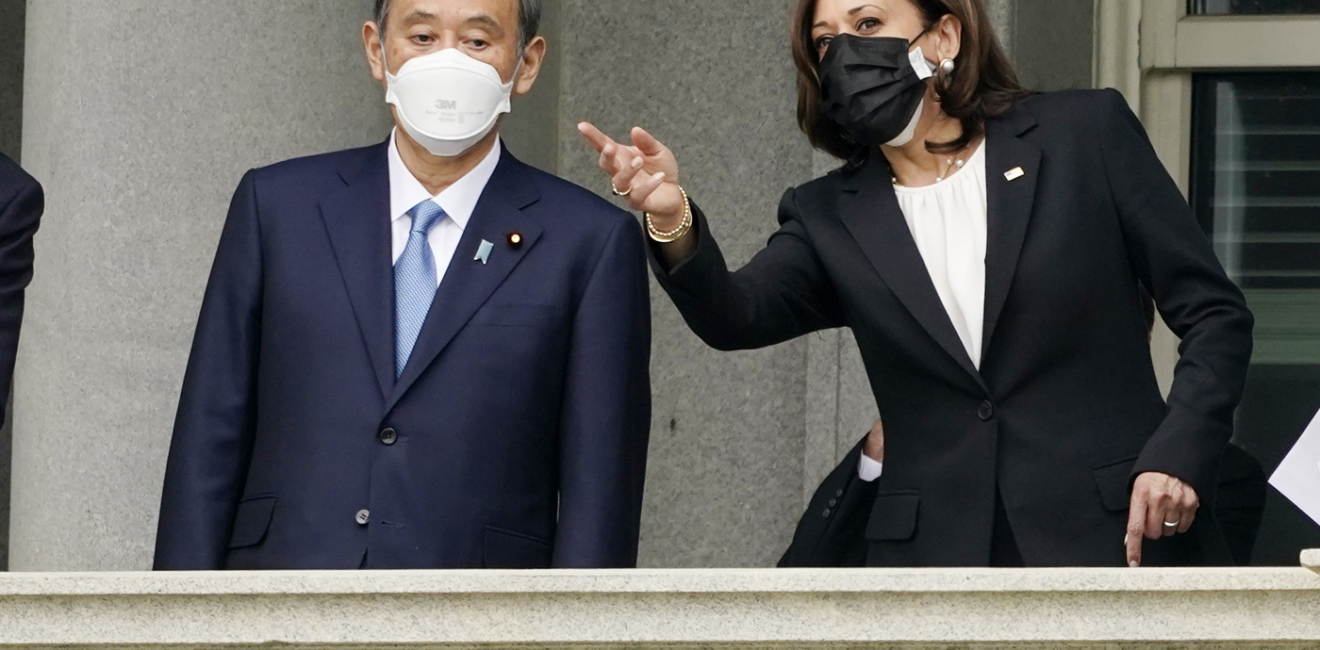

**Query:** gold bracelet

left=645, top=187, right=693, bottom=243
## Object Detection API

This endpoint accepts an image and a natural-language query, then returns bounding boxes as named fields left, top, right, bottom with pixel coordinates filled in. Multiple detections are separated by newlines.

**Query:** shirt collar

left=387, top=129, right=503, bottom=231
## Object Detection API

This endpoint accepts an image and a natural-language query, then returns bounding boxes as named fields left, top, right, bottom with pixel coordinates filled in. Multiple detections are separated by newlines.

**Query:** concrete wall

left=555, top=0, right=816, bottom=568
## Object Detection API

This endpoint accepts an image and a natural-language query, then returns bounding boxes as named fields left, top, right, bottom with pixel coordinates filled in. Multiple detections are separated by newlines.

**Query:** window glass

left=1189, top=0, right=1320, bottom=15
left=1190, top=72, right=1320, bottom=565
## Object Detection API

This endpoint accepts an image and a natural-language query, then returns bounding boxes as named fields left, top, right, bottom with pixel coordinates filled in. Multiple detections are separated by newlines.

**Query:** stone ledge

left=0, top=568, right=1318, bottom=649
left=1304, top=548, right=1319, bottom=575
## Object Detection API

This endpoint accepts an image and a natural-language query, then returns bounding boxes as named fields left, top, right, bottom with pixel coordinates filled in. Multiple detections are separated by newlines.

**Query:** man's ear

left=364, top=21, right=386, bottom=83
left=513, top=36, right=547, bottom=96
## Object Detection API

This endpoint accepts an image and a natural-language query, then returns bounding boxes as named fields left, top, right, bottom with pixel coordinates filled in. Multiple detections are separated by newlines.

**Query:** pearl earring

left=939, top=58, right=956, bottom=75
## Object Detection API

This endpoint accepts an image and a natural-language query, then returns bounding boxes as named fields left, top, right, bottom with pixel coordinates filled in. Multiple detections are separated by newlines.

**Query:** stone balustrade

left=0, top=555, right=1318, bottom=649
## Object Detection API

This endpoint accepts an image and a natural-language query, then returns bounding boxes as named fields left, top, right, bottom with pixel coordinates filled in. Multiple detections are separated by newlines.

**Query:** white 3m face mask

left=385, top=48, right=516, bottom=158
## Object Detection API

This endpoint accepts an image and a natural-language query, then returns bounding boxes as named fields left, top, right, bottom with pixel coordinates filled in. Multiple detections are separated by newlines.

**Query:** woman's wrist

left=645, top=186, right=693, bottom=243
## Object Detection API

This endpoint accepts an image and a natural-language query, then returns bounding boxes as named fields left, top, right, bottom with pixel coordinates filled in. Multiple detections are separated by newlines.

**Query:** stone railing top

left=0, top=565, right=1317, bottom=596
left=2, top=567, right=1319, bottom=649
left=1306, top=548, right=1320, bottom=575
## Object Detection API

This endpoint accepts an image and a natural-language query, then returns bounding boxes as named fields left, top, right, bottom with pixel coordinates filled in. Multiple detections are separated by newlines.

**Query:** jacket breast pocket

left=865, top=491, right=920, bottom=541
left=228, top=495, right=277, bottom=549
left=1093, top=455, right=1140, bottom=512
left=469, top=304, right=560, bottom=328
left=483, top=526, right=553, bottom=569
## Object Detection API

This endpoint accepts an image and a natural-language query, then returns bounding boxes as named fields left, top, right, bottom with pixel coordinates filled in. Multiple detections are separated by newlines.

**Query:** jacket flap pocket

left=483, top=526, right=553, bottom=569
left=228, top=496, right=276, bottom=550
left=865, top=492, right=920, bottom=541
left=1093, top=455, right=1139, bottom=512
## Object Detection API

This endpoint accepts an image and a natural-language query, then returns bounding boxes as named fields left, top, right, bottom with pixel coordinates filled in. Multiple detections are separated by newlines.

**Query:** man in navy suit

left=0, top=154, right=42, bottom=425
left=154, top=0, right=652, bottom=570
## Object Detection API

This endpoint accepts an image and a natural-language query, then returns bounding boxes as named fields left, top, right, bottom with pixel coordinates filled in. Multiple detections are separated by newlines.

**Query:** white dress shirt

left=857, top=143, right=989, bottom=483
left=388, top=130, right=503, bottom=285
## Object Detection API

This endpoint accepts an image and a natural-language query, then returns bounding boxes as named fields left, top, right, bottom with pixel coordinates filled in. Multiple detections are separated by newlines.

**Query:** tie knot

left=410, top=200, right=447, bottom=235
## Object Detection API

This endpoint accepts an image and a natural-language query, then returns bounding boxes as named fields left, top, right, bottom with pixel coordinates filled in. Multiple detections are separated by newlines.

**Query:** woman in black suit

left=579, top=0, right=1253, bottom=567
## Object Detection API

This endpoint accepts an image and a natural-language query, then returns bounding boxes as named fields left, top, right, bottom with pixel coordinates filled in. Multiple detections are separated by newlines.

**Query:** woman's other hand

left=577, top=123, right=686, bottom=228
left=1124, top=471, right=1200, bottom=567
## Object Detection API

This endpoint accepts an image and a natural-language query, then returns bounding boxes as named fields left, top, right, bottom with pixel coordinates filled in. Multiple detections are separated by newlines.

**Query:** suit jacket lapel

left=320, top=142, right=395, bottom=400
left=386, top=149, right=542, bottom=412
left=839, top=154, right=985, bottom=390
left=981, top=110, right=1041, bottom=360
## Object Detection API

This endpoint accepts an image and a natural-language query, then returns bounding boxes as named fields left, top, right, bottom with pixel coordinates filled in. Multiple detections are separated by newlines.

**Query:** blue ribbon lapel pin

left=475, top=240, right=494, bottom=265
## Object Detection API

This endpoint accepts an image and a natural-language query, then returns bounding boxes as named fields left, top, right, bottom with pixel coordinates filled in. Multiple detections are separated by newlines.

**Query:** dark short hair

left=791, top=0, right=1032, bottom=167
left=374, top=0, right=542, bottom=47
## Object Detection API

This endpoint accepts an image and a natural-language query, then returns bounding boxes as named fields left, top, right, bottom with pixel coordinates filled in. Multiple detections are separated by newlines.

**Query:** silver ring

left=1163, top=520, right=1179, bottom=528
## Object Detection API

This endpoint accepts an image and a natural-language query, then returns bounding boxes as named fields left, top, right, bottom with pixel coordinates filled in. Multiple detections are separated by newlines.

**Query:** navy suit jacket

left=155, top=141, right=652, bottom=570
left=0, top=154, right=42, bottom=425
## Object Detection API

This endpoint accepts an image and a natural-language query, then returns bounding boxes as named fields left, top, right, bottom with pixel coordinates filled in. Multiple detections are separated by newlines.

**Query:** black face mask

left=818, top=33, right=932, bottom=147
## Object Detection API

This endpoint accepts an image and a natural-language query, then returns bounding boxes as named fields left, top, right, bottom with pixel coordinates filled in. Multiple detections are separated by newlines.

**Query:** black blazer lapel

left=386, top=150, right=543, bottom=412
left=319, top=142, right=395, bottom=400
left=839, top=154, right=985, bottom=390
left=981, top=109, right=1042, bottom=360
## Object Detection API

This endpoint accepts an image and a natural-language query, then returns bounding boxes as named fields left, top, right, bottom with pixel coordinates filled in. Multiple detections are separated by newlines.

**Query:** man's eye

left=469, top=39, right=488, bottom=48
left=412, top=34, right=434, bottom=44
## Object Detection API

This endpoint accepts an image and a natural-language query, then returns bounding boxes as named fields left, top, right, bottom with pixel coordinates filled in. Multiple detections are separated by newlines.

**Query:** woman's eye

left=814, top=35, right=833, bottom=52
left=857, top=17, right=881, bottom=33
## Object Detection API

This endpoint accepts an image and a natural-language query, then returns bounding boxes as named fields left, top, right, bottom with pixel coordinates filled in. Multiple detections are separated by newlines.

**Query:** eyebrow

left=464, top=14, right=505, bottom=35
left=812, top=4, right=885, bottom=30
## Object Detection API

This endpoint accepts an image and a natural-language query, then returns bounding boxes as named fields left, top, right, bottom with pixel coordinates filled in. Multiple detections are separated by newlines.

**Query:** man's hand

left=863, top=421, right=885, bottom=463
left=1125, top=471, right=1199, bottom=567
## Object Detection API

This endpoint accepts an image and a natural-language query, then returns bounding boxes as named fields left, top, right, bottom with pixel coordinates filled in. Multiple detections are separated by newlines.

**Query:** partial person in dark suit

left=155, top=0, right=651, bottom=571
left=579, top=0, right=1253, bottom=567
left=0, top=154, right=42, bottom=424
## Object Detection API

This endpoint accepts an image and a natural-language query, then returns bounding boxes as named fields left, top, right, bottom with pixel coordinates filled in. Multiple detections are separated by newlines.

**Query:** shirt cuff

left=858, top=454, right=884, bottom=482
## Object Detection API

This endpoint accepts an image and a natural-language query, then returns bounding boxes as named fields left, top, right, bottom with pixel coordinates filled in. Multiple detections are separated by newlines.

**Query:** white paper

left=1269, top=406, right=1320, bottom=527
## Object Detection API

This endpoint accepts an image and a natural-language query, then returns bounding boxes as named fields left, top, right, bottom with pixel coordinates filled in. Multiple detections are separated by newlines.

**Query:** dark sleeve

left=779, top=437, right=878, bottom=568
left=0, top=155, right=43, bottom=423
left=154, top=171, right=264, bottom=570
left=649, top=189, right=844, bottom=351
left=1092, top=88, right=1255, bottom=498
left=552, top=215, right=652, bottom=568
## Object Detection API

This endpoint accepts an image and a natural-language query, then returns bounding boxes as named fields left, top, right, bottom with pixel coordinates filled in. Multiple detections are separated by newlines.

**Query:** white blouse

left=893, top=143, right=989, bottom=369
left=857, top=143, right=989, bottom=483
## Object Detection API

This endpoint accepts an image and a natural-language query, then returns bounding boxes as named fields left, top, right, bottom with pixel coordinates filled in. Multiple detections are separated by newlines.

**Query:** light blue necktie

left=394, top=199, right=448, bottom=377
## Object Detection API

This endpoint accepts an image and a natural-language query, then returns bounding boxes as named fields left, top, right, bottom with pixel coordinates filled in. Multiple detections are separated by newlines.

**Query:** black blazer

left=0, top=154, right=42, bottom=424
left=652, top=89, right=1253, bottom=567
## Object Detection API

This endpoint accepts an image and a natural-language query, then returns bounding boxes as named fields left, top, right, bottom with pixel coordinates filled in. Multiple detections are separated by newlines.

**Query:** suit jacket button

left=355, top=509, right=371, bottom=526
left=979, top=401, right=995, bottom=421
left=379, top=428, right=398, bottom=445
left=836, top=489, right=844, bottom=498
left=828, top=499, right=838, bottom=508
left=822, top=508, right=832, bottom=518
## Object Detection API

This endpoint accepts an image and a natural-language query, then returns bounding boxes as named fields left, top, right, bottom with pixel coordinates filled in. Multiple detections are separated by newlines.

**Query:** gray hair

left=373, top=0, right=542, bottom=49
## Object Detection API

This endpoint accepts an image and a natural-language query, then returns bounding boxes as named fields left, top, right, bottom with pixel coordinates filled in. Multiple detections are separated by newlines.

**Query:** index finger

left=577, top=122, right=618, bottom=154
left=1125, top=496, right=1146, bottom=568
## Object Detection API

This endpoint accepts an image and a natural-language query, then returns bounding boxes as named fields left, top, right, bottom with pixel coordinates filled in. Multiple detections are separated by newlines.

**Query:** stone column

left=11, top=0, right=392, bottom=571
left=556, top=0, right=818, bottom=568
